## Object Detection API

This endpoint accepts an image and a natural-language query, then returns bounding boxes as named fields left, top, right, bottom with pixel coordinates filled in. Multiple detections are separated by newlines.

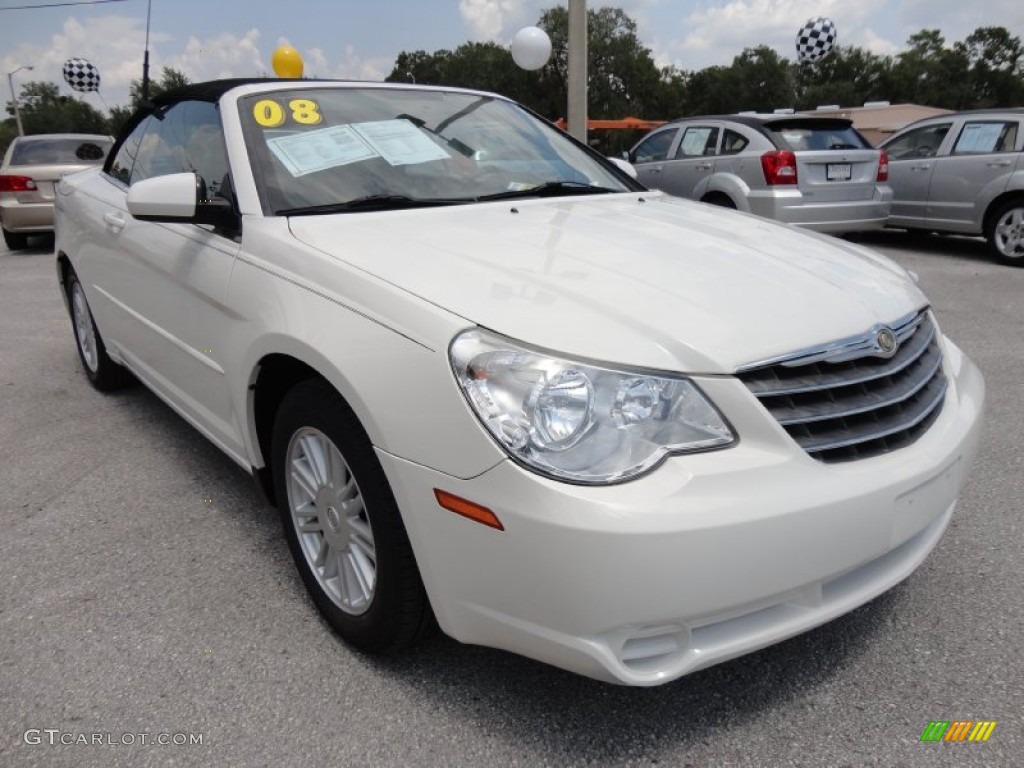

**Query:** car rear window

left=10, top=137, right=112, bottom=165
left=764, top=120, right=870, bottom=152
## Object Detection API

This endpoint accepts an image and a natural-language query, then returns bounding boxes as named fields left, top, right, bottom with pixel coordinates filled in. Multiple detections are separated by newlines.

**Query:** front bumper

left=381, top=340, right=984, bottom=685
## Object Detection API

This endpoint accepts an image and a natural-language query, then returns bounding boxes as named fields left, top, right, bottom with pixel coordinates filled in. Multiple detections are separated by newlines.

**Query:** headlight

left=450, top=329, right=735, bottom=484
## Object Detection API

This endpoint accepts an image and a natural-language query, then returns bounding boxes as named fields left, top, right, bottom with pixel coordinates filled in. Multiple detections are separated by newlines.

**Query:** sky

left=1, top=0, right=1021, bottom=111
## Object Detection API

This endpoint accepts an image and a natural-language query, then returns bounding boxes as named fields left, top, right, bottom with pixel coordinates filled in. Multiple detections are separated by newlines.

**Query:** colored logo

left=920, top=720, right=997, bottom=742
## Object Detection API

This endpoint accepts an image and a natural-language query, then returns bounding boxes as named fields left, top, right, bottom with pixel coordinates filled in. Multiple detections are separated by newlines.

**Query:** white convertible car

left=54, top=79, right=984, bottom=685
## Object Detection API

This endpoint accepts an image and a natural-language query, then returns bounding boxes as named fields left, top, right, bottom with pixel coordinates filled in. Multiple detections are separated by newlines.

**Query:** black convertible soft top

left=151, top=77, right=317, bottom=105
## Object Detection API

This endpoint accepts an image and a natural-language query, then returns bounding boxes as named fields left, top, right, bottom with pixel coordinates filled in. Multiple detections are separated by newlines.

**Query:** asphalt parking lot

left=1, top=229, right=1021, bottom=767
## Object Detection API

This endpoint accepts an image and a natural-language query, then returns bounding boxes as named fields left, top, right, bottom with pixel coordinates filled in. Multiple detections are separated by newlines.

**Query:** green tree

left=683, top=47, right=793, bottom=114
left=108, top=67, right=192, bottom=135
left=795, top=45, right=891, bottom=110
left=888, top=30, right=970, bottom=108
left=386, top=6, right=680, bottom=153
left=534, top=5, right=672, bottom=120
left=128, top=66, right=191, bottom=106
left=388, top=42, right=535, bottom=105
left=959, top=26, right=1024, bottom=107
left=6, top=81, right=109, bottom=136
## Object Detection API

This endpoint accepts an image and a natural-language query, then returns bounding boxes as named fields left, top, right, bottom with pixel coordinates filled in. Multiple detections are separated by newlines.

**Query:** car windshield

left=10, top=137, right=112, bottom=165
left=766, top=120, right=870, bottom=151
left=239, top=86, right=634, bottom=214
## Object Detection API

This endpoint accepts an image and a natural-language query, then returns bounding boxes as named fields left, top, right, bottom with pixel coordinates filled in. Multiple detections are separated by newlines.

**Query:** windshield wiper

left=475, top=181, right=620, bottom=202
left=278, top=195, right=471, bottom=216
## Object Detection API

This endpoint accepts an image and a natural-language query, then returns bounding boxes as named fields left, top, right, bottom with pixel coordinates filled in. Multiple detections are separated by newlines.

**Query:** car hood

left=288, top=192, right=926, bottom=373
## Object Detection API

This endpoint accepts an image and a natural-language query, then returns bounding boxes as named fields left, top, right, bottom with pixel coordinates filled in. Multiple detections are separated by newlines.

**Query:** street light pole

left=567, top=0, right=587, bottom=142
left=7, top=65, right=34, bottom=137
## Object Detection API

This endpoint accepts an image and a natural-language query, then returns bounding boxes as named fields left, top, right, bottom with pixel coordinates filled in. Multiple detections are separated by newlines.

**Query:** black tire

left=985, top=199, right=1024, bottom=266
left=66, top=270, right=135, bottom=391
left=272, top=378, right=435, bottom=653
left=702, top=194, right=736, bottom=210
left=3, top=227, right=29, bottom=250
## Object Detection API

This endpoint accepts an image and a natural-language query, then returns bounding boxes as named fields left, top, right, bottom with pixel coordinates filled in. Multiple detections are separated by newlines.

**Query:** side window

left=884, top=123, right=952, bottom=160
left=721, top=129, right=749, bottom=155
left=107, top=116, right=153, bottom=185
left=676, top=126, right=719, bottom=158
left=131, top=101, right=230, bottom=199
left=633, top=129, right=677, bottom=163
left=952, top=121, right=1019, bottom=155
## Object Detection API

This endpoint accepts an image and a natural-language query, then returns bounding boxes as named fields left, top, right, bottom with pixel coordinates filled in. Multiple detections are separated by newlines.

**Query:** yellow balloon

left=271, top=45, right=304, bottom=78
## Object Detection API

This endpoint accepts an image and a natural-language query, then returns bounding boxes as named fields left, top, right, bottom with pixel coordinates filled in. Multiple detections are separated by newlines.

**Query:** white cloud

left=858, top=28, right=901, bottom=58
left=459, top=0, right=528, bottom=41
left=890, top=0, right=1024, bottom=49
left=1, top=15, right=169, bottom=109
left=1, top=19, right=398, bottom=114
left=669, top=0, right=887, bottom=69
left=162, top=29, right=264, bottom=81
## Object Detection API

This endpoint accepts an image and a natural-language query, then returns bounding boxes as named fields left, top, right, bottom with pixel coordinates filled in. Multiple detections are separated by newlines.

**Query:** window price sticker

left=351, top=120, right=451, bottom=166
left=267, top=125, right=378, bottom=177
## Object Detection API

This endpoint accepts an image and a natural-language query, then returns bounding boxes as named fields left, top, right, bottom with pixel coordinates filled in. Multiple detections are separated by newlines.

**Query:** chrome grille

left=737, top=310, right=947, bottom=462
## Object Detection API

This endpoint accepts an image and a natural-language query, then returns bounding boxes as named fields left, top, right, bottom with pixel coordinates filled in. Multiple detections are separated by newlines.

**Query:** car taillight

left=876, top=149, right=889, bottom=182
left=760, top=151, right=798, bottom=185
left=0, top=175, right=37, bottom=192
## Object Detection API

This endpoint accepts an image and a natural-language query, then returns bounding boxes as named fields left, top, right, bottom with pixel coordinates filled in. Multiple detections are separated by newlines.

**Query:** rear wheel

left=67, top=270, right=134, bottom=391
left=986, top=200, right=1024, bottom=266
left=702, top=193, right=736, bottom=209
left=272, top=379, right=434, bottom=653
left=3, top=228, right=29, bottom=250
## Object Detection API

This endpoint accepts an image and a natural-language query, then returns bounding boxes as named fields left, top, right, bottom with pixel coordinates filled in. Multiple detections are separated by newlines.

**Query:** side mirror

left=127, top=172, right=238, bottom=229
left=607, top=156, right=638, bottom=179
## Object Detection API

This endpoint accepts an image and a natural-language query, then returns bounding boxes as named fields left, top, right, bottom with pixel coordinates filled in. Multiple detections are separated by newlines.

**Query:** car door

left=882, top=121, right=954, bottom=227
left=659, top=124, right=720, bottom=199
left=925, top=117, right=1022, bottom=232
left=629, top=126, right=681, bottom=191
left=84, top=100, right=245, bottom=460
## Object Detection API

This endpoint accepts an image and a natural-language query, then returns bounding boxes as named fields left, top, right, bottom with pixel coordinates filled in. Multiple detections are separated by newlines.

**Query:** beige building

left=801, top=103, right=953, bottom=145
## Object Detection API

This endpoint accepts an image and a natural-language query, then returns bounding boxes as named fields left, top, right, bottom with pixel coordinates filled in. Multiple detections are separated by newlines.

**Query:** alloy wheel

left=285, top=427, right=376, bottom=615
left=71, top=281, right=99, bottom=373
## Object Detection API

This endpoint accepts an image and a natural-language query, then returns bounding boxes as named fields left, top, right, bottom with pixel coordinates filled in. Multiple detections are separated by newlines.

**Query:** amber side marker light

left=433, top=489, right=504, bottom=531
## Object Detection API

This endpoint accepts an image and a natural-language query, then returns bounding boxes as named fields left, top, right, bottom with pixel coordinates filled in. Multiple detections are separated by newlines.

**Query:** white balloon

left=511, top=26, right=552, bottom=71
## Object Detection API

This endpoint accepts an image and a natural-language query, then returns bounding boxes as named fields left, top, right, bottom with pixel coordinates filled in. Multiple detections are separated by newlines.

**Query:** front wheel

left=67, top=270, right=134, bottom=390
left=986, top=200, right=1024, bottom=266
left=272, top=379, right=434, bottom=653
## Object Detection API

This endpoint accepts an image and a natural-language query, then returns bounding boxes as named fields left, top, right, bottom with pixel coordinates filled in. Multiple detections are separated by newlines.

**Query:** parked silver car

left=880, top=109, right=1024, bottom=266
left=0, top=133, right=113, bottom=250
left=627, top=114, right=892, bottom=233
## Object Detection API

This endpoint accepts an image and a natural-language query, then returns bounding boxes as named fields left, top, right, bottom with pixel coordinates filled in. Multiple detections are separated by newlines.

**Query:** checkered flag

left=796, top=17, right=837, bottom=63
left=63, top=58, right=101, bottom=93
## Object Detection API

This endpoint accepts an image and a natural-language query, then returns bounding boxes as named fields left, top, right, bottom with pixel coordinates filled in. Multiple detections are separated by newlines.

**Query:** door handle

left=696, top=163, right=713, bottom=170
left=987, top=160, right=1012, bottom=167
left=910, top=164, right=932, bottom=171
left=648, top=166, right=663, bottom=174
left=103, top=212, right=125, bottom=231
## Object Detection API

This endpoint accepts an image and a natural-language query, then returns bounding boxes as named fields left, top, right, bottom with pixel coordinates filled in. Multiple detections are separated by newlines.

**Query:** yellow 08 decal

left=252, top=99, right=285, bottom=127
left=252, top=98, right=322, bottom=127
left=288, top=99, right=322, bottom=125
